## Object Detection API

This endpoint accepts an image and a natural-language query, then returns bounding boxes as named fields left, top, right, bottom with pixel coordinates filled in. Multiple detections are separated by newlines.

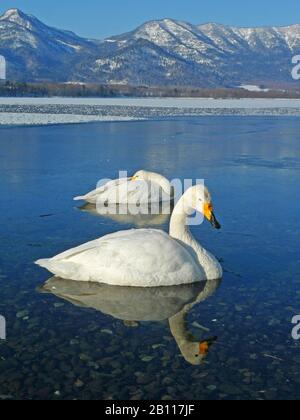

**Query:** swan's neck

left=169, top=306, right=200, bottom=365
left=169, top=198, right=199, bottom=251
left=169, top=307, right=193, bottom=345
left=169, top=196, right=220, bottom=279
left=168, top=280, right=221, bottom=365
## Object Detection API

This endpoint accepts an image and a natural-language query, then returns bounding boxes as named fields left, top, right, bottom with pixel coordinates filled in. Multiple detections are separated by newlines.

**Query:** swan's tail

left=35, top=258, right=80, bottom=279
left=74, top=195, right=86, bottom=201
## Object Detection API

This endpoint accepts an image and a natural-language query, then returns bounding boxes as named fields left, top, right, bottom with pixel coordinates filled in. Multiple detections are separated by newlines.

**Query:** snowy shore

left=1, top=97, right=300, bottom=126
left=1, top=97, right=300, bottom=108
left=0, top=112, right=141, bottom=126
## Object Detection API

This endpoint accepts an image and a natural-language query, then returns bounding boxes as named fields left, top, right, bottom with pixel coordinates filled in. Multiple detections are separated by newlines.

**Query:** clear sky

left=1, top=0, right=300, bottom=39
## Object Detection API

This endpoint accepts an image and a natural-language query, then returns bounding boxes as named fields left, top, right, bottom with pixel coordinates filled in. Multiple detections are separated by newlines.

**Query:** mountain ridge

left=0, top=8, right=299, bottom=87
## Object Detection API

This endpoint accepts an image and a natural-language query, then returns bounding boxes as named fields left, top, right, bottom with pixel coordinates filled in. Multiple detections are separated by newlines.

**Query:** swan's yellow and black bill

left=199, top=341, right=209, bottom=356
left=130, top=176, right=138, bottom=181
left=199, top=336, right=218, bottom=357
left=210, top=212, right=221, bottom=230
left=204, top=203, right=221, bottom=230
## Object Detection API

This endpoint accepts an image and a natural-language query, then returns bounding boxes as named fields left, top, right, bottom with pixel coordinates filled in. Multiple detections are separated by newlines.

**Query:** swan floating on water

left=74, top=170, right=173, bottom=205
left=40, top=277, right=222, bottom=365
left=36, top=184, right=222, bottom=286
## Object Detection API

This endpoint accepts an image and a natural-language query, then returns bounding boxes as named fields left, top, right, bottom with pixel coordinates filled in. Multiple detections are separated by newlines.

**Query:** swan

left=40, top=277, right=222, bottom=365
left=74, top=170, right=173, bottom=205
left=36, top=184, right=222, bottom=286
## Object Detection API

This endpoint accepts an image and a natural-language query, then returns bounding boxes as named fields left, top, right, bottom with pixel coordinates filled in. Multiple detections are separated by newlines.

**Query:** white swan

left=36, top=184, right=222, bottom=286
left=74, top=170, right=173, bottom=205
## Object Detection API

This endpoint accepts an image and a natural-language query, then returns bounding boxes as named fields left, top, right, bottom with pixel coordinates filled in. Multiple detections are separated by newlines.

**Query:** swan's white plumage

left=36, top=229, right=203, bottom=287
left=37, top=185, right=223, bottom=287
left=74, top=172, right=172, bottom=205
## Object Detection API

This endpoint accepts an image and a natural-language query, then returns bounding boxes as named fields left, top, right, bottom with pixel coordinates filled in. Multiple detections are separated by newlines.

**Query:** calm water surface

left=0, top=117, right=300, bottom=400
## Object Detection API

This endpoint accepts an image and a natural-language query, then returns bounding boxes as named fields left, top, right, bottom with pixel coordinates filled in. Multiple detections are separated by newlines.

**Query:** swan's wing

left=104, top=180, right=147, bottom=204
left=102, top=180, right=165, bottom=204
left=77, top=179, right=147, bottom=204
left=74, top=178, right=130, bottom=203
left=75, top=179, right=172, bottom=205
left=36, top=229, right=203, bottom=287
left=122, top=181, right=171, bottom=204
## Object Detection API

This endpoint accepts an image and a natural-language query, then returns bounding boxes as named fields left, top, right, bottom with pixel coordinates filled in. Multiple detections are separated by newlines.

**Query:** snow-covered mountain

left=0, top=9, right=100, bottom=82
left=0, top=8, right=300, bottom=87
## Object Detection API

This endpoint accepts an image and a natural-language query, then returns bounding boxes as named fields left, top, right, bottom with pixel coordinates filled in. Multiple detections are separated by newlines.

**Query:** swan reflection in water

left=77, top=202, right=172, bottom=228
left=40, top=278, right=221, bottom=365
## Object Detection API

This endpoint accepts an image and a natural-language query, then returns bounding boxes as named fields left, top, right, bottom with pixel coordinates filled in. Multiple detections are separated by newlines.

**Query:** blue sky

left=1, top=0, right=300, bottom=39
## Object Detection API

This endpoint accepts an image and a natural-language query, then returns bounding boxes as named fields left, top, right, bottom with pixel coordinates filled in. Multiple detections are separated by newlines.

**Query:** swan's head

left=131, top=170, right=149, bottom=181
left=183, top=185, right=221, bottom=230
left=180, top=337, right=218, bottom=365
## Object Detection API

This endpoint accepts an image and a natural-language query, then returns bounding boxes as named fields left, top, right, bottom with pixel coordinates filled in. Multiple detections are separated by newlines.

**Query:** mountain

left=0, top=8, right=300, bottom=87
left=0, top=9, right=99, bottom=82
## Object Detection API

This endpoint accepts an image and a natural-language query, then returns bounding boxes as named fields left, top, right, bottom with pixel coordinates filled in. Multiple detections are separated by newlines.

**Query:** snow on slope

left=1, top=9, right=300, bottom=86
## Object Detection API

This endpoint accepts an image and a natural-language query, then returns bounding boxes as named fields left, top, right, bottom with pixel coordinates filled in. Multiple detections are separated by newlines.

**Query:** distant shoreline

left=1, top=81, right=300, bottom=100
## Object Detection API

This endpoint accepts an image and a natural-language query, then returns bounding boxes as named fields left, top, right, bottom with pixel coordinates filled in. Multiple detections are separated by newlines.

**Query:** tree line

left=1, top=80, right=300, bottom=99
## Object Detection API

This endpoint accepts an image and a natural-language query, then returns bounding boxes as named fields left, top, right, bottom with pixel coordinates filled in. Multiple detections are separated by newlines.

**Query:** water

left=0, top=117, right=300, bottom=400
